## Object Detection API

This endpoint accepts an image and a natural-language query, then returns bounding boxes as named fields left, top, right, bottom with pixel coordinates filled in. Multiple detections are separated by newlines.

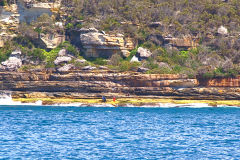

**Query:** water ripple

left=0, top=106, right=239, bottom=159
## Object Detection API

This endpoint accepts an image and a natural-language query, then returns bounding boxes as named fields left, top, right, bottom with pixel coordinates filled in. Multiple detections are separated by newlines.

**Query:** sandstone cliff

left=0, top=70, right=238, bottom=100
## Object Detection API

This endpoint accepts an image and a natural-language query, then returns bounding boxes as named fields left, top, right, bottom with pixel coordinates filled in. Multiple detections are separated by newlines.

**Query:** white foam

left=0, top=92, right=238, bottom=108
left=0, top=93, right=42, bottom=106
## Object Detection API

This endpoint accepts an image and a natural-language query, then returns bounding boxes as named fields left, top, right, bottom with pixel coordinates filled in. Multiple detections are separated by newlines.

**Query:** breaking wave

left=0, top=91, right=238, bottom=108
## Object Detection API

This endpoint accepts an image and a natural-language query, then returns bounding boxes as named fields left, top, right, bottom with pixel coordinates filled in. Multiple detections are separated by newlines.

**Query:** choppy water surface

left=0, top=106, right=240, bottom=159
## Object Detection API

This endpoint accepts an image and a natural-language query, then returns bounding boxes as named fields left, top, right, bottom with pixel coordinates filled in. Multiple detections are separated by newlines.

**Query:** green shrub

left=213, top=68, right=225, bottom=78
left=119, top=61, right=131, bottom=71
left=28, top=48, right=46, bottom=61
left=92, top=58, right=107, bottom=65
left=147, top=67, right=172, bottom=74
left=179, top=51, right=189, bottom=58
left=66, top=23, right=74, bottom=29
left=101, top=17, right=121, bottom=31
left=145, top=59, right=159, bottom=70
left=118, top=61, right=140, bottom=72
left=0, top=0, right=6, bottom=6
left=126, top=48, right=138, bottom=61
left=108, top=54, right=123, bottom=66
left=172, top=65, right=183, bottom=73
left=66, top=45, right=79, bottom=57
left=59, top=41, right=80, bottom=57
left=226, top=69, right=238, bottom=78
left=43, top=48, right=60, bottom=68
left=0, top=50, right=11, bottom=62
left=202, top=72, right=214, bottom=79
left=13, top=36, right=34, bottom=49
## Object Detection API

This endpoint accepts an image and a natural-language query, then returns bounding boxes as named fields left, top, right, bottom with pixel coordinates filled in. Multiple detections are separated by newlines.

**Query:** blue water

left=0, top=106, right=240, bottom=159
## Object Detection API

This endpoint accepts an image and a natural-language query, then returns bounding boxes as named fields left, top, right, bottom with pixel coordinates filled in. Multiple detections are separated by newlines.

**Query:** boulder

left=11, top=50, right=22, bottom=57
left=57, top=64, right=74, bottom=72
left=0, top=50, right=23, bottom=71
left=137, top=67, right=149, bottom=73
left=130, top=56, right=140, bottom=62
left=76, top=59, right=87, bottom=64
left=82, top=66, right=97, bottom=70
left=54, top=56, right=72, bottom=65
left=148, top=22, right=162, bottom=28
left=99, top=66, right=108, bottom=70
left=137, top=47, right=152, bottom=59
left=218, top=26, right=228, bottom=35
left=58, top=49, right=67, bottom=57
left=1, top=57, right=22, bottom=71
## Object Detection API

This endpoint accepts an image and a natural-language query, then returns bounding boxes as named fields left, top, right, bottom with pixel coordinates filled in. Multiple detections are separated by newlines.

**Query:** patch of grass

left=85, top=57, right=108, bottom=66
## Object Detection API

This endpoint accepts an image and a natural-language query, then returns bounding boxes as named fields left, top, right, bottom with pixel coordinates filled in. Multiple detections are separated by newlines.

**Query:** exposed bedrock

left=0, top=71, right=239, bottom=100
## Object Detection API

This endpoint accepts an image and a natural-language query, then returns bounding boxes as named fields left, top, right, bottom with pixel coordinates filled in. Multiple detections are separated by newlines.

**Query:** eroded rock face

left=40, top=33, right=65, bottom=49
left=164, top=35, right=198, bottom=49
left=80, top=28, right=135, bottom=58
left=0, top=71, right=239, bottom=100
left=0, top=70, right=240, bottom=99
left=198, top=76, right=240, bottom=87
left=0, top=1, right=62, bottom=48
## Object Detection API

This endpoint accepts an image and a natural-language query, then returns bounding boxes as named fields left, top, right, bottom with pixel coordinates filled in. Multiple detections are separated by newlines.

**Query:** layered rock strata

left=79, top=28, right=135, bottom=58
left=0, top=71, right=239, bottom=100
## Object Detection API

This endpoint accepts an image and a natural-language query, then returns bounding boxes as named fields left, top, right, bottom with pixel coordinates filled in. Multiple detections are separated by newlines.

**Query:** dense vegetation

left=1, top=0, right=240, bottom=78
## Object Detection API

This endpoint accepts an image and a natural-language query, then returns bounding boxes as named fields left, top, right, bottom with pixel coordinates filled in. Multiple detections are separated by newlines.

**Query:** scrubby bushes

left=0, top=0, right=6, bottom=6
left=0, top=42, right=15, bottom=62
left=28, top=48, right=45, bottom=61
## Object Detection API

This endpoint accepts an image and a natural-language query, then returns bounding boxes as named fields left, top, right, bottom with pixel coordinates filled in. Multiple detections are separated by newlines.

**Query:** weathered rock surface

left=137, top=47, right=152, bottom=59
left=57, top=64, right=74, bottom=72
left=54, top=56, right=72, bottom=65
left=199, top=76, right=240, bottom=87
left=0, top=50, right=22, bottom=71
left=58, top=49, right=67, bottom=56
left=0, top=0, right=62, bottom=48
left=164, top=35, right=198, bottom=49
left=80, top=28, right=135, bottom=58
left=40, top=33, right=65, bottom=49
left=76, top=59, right=87, bottom=64
left=0, top=71, right=238, bottom=100
left=137, top=67, right=149, bottom=73
left=218, top=26, right=228, bottom=35
left=130, top=56, right=139, bottom=62
left=82, top=66, right=97, bottom=70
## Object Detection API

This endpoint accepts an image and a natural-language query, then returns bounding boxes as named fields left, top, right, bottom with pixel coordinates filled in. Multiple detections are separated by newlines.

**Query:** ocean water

left=0, top=105, right=240, bottom=159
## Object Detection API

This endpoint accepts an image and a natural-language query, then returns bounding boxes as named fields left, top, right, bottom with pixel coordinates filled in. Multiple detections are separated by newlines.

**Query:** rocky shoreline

left=0, top=70, right=238, bottom=106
